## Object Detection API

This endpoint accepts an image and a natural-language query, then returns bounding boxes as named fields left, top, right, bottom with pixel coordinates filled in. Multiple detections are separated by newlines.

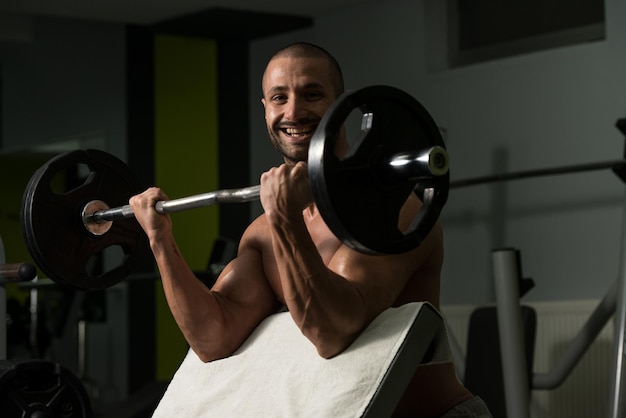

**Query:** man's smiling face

left=261, top=56, right=338, bottom=164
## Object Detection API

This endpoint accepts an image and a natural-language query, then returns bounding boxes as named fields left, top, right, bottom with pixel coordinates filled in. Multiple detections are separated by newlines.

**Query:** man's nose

left=284, top=97, right=307, bottom=121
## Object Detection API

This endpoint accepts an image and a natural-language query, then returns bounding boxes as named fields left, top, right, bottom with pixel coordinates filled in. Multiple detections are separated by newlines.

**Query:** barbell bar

left=21, top=85, right=450, bottom=290
left=81, top=146, right=448, bottom=236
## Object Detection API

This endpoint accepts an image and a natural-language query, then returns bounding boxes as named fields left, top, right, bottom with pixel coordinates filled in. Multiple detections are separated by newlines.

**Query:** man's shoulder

left=247, top=212, right=269, bottom=231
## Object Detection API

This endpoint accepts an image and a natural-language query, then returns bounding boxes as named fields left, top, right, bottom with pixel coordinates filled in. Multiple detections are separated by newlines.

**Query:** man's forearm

left=150, top=235, right=229, bottom=361
left=267, top=214, right=367, bottom=358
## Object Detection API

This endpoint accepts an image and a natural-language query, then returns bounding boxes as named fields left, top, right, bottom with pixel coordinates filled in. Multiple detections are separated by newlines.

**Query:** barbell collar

left=381, top=146, right=449, bottom=183
left=92, top=204, right=134, bottom=222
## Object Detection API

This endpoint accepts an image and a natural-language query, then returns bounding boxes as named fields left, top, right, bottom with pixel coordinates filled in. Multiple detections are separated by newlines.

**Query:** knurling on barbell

left=20, top=85, right=449, bottom=291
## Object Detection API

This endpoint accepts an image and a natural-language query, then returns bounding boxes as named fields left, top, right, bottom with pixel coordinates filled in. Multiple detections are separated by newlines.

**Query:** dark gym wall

left=125, top=25, right=156, bottom=393
left=215, top=40, right=253, bottom=241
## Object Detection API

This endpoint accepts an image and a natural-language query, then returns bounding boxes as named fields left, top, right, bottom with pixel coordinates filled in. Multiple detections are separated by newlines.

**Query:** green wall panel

left=154, top=34, right=219, bottom=380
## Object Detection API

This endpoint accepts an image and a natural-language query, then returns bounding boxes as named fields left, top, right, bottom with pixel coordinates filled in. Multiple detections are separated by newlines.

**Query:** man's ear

left=261, top=97, right=266, bottom=108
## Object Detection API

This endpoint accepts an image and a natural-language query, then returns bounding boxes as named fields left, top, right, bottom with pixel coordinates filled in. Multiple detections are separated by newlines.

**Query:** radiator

left=442, top=300, right=613, bottom=418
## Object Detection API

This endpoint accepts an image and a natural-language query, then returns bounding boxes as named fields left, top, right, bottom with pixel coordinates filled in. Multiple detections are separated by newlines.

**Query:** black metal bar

left=0, top=262, right=37, bottom=284
left=451, top=159, right=626, bottom=189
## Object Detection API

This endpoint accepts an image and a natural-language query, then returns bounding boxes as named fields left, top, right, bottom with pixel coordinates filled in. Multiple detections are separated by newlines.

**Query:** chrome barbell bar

left=82, top=146, right=448, bottom=236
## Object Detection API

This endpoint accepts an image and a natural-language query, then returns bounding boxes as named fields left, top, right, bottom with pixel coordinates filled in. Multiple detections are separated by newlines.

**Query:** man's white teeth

left=285, top=127, right=311, bottom=137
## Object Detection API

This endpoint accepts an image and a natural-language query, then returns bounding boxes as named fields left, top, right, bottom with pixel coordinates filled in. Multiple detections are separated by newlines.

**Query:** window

left=426, top=0, right=606, bottom=69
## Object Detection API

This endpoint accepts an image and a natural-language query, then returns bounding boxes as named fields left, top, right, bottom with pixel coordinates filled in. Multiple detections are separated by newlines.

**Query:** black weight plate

left=21, top=149, right=149, bottom=290
left=0, top=359, right=92, bottom=417
left=308, top=85, right=449, bottom=255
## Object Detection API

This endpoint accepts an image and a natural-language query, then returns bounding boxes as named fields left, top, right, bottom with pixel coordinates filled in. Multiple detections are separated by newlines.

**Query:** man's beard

left=268, top=128, right=310, bottom=164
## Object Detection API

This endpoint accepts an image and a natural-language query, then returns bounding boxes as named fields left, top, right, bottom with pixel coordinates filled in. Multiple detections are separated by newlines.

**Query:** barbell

left=20, top=85, right=450, bottom=291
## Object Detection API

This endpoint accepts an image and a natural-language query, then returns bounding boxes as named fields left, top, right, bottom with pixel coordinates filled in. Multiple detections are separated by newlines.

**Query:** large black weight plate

left=21, top=149, right=149, bottom=290
left=0, top=359, right=92, bottom=417
left=308, top=86, right=449, bottom=254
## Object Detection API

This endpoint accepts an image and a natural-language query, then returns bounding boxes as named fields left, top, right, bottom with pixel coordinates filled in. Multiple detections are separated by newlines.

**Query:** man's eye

left=306, top=92, right=322, bottom=100
left=272, top=95, right=287, bottom=103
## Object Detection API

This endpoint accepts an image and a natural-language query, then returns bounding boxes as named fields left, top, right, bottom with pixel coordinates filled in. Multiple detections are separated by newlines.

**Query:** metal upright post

left=609, top=189, right=626, bottom=418
left=609, top=118, right=626, bottom=418
left=492, top=248, right=530, bottom=418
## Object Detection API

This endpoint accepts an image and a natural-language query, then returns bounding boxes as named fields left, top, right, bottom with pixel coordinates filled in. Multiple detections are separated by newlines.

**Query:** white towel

left=152, top=302, right=447, bottom=418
